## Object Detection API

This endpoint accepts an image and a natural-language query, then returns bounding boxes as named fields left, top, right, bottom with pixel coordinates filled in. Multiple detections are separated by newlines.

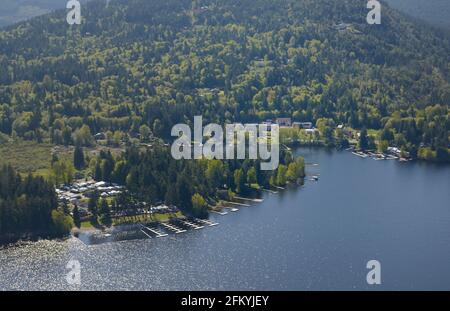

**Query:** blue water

left=0, top=147, right=449, bottom=290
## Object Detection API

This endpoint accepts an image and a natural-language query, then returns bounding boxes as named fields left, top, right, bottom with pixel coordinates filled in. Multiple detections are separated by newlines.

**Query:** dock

left=178, top=219, right=204, bottom=230
left=352, top=151, right=369, bottom=158
left=211, top=210, right=228, bottom=215
left=141, top=224, right=168, bottom=237
left=262, top=188, right=278, bottom=194
left=234, top=196, right=264, bottom=203
left=224, top=201, right=250, bottom=207
left=160, top=222, right=186, bottom=234
left=140, top=229, right=152, bottom=238
left=194, top=218, right=219, bottom=227
left=228, top=207, right=239, bottom=212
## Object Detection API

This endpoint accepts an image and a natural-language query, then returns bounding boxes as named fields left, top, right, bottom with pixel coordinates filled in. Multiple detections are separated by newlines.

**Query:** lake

left=1, top=147, right=449, bottom=290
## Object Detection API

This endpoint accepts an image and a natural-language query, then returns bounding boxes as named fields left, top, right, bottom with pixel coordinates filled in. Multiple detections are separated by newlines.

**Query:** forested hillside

left=0, top=0, right=449, bottom=161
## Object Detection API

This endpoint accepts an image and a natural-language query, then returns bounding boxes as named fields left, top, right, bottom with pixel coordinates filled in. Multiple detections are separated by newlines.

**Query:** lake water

left=1, top=147, right=449, bottom=290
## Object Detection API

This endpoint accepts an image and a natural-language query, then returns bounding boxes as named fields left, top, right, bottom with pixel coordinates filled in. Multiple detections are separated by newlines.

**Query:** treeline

left=0, top=164, right=72, bottom=243
left=282, top=104, right=449, bottom=162
left=0, top=0, right=448, bottom=161
left=89, top=146, right=305, bottom=216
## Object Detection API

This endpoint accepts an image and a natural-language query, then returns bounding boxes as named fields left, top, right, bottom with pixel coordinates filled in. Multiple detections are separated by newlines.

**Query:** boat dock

left=234, top=196, right=264, bottom=203
left=273, top=185, right=285, bottom=190
left=140, top=228, right=152, bottom=238
left=139, top=224, right=168, bottom=237
left=194, top=218, right=219, bottom=227
left=211, top=210, right=228, bottom=215
left=224, top=201, right=250, bottom=207
left=352, top=151, right=369, bottom=158
left=263, top=188, right=278, bottom=194
left=160, top=222, right=186, bottom=234
left=178, top=219, right=204, bottom=230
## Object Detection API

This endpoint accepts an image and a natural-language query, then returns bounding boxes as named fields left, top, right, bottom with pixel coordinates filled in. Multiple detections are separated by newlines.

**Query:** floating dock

left=140, top=229, right=152, bottom=238
left=352, top=151, right=369, bottom=158
left=194, top=218, right=219, bottom=227
left=139, top=224, right=168, bottom=237
left=224, top=201, right=250, bottom=207
left=262, top=188, right=278, bottom=194
left=273, top=185, right=285, bottom=190
left=211, top=210, right=228, bottom=215
left=234, top=196, right=264, bottom=203
left=160, top=222, right=186, bottom=234
left=178, top=219, right=204, bottom=230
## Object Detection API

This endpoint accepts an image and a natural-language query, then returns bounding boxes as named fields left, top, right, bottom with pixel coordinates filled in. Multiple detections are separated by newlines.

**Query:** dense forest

left=0, top=165, right=72, bottom=243
left=86, top=146, right=305, bottom=218
left=0, top=0, right=448, bottom=161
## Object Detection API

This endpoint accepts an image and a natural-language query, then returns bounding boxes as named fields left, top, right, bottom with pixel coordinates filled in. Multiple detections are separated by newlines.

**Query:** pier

left=234, top=196, right=264, bottom=203
left=161, top=222, right=186, bottom=234
left=140, top=228, right=152, bottom=238
left=226, top=207, right=239, bottom=212
left=139, top=224, right=168, bottom=237
left=211, top=210, right=228, bottom=215
left=352, top=151, right=369, bottom=158
left=273, top=185, right=285, bottom=190
left=194, top=218, right=219, bottom=227
left=224, top=201, right=250, bottom=207
left=263, top=188, right=278, bottom=194
left=178, top=219, right=204, bottom=230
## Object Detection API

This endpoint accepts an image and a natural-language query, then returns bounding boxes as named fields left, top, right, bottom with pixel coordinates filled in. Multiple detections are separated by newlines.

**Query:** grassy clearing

left=0, top=141, right=53, bottom=174
left=80, top=221, right=95, bottom=229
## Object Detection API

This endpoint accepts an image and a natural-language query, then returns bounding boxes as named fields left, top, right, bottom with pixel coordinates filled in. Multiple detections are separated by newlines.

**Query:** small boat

left=312, top=175, right=319, bottom=181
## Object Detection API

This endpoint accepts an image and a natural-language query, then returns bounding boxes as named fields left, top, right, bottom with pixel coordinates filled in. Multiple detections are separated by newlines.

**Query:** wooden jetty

left=194, top=218, right=219, bottom=227
left=178, top=219, right=204, bottom=230
left=273, top=185, right=285, bottom=190
left=139, top=224, right=168, bottom=237
left=160, top=222, right=186, bottom=234
left=224, top=201, right=250, bottom=207
left=234, top=196, right=264, bottom=203
left=211, top=210, right=228, bottom=216
left=262, top=188, right=278, bottom=194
